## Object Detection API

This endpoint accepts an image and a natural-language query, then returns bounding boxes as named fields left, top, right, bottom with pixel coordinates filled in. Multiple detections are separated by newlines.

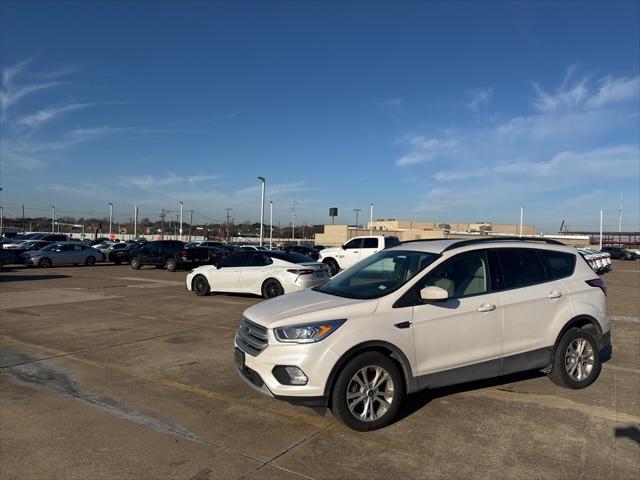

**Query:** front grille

left=236, top=317, right=268, bottom=356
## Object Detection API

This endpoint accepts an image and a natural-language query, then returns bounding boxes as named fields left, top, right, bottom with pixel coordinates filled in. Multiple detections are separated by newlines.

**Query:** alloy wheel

left=346, top=365, right=395, bottom=422
left=565, top=338, right=594, bottom=382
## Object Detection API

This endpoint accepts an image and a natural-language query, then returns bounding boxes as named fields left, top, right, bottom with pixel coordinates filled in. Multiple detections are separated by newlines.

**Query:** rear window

left=540, top=250, right=576, bottom=280
left=384, top=236, right=400, bottom=248
left=498, top=249, right=548, bottom=290
left=267, top=251, right=313, bottom=264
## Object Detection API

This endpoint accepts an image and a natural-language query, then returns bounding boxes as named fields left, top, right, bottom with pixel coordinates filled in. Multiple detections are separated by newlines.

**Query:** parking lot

left=0, top=261, right=638, bottom=480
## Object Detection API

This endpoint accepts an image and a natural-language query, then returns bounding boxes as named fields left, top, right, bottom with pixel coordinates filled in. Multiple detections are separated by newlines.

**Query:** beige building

left=368, top=219, right=535, bottom=236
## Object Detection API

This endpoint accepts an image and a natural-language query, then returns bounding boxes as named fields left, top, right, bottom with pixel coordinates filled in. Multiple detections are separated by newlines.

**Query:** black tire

left=39, top=258, right=52, bottom=268
left=331, top=351, right=404, bottom=431
left=261, top=278, right=284, bottom=299
left=85, top=256, right=96, bottom=266
left=165, top=257, right=177, bottom=272
left=130, top=256, right=141, bottom=270
left=548, top=328, right=602, bottom=389
left=324, top=258, right=339, bottom=276
left=192, top=275, right=210, bottom=296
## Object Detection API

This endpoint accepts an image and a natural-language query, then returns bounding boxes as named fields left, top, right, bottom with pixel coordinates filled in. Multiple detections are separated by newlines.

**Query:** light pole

left=353, top=208, right=362, bottom=230
left=619, top=192, right=623, bottom=233
left=179, top=201, right=183, bottom=241
left=519, top=206, right=524, bottom=237
left=269, top=200, right=273, bottom=249
left=107, top=203, right=113, bottom=239
left=134, top=205, right=139, bottom=239
left=369, top=203, right=373, bottom=235
left=291, top=199, right=297, bottom=242
left=50, top=205, right=56, bottom=233
left=0, top=206, right=3, bottom=237
left=599, top=209, right=604, bottom=250
left=257, top=176, right=265, bottom=246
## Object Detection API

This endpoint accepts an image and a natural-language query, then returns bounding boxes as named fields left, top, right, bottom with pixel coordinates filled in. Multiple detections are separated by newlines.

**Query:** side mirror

left=217, top=264, right=223, bottom=269
left=341, top=244, right=347, bottom=250
left=420, top=286, right=449, bottom=302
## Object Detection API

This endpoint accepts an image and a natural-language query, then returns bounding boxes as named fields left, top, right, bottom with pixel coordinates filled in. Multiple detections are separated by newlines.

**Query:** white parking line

left=608, top=315, right=640, bottom=323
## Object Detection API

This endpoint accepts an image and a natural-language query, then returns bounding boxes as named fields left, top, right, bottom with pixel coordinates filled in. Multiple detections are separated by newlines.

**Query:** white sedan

left=186, top=250, right=331, bottom=298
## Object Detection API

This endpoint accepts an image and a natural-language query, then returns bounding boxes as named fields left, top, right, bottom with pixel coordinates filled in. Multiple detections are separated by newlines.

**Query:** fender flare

left=322, top=340, right=417, bottom=399
left=553, top=314, right=603, bottom=352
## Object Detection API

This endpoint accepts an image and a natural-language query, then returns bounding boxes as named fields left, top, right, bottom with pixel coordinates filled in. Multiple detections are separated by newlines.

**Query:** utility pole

left=353, top=208, right=362, bottom=229
left=619, top=192, right=623, bottom=233
left=369, top=203, right=373, bottom=235
left=107, top=203, right=113, bottom=239
left=291, top=199, right=297, bottom=242
left=599, top=209, right=604, bottom=250
left=179, top=201, right=184, bottom=241
left=519, top=206, right=524, bottom=237
left=189, top=210, right=193, bottom=241
left=225, top=208, right=233, bottom=242
left=134, top=205, right=139, bottom=239
left=269, top=200, right=273, bottom=249
left=21, top=204, right=25, bottom=232
left=0, top=206, right=3, bottom=237
left=50, top=205, right=56, bottom=233
left=160, top=209, right=166, bottom=240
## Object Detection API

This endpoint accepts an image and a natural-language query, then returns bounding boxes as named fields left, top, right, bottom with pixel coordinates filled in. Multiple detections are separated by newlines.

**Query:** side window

left=498, top=249, right=548, bottom=290
left=420, top=250, right=489, bottom=299
left=247, top=254, right=272, bottom=267
left=540, top=250, right=576, bottom=280
left=223, top=253, right=249, bottom=267
left=384, top=237, right=400, bottom=248
left=363, top=238, right=378, bottom=249
left=344, top=238, right=363, bottom=249
left=73, top=245, right=83, bottom=251
left=62, top=245, right=75, bottom=252
left=147, top=241, right=159, bottom=249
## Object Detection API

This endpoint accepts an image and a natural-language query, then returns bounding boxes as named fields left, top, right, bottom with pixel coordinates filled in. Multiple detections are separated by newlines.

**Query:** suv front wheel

left=331, top=352, right=404, bottom=431
left=549, top=327, right=602, bottom=389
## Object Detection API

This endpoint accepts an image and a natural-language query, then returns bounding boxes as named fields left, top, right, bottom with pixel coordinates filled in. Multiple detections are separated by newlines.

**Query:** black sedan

left=281, top=244, right=320, bottom=261
left=601, top=246, right=637, bottom=260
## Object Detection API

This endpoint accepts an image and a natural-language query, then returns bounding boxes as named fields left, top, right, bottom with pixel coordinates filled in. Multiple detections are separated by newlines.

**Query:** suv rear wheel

left=165, top=257, right=177, bottom=272
left=130, top=256, right=141, bottom=270
left=331, top=352, right=404, bottom=431
left=549, top=327, right=602, bottom=389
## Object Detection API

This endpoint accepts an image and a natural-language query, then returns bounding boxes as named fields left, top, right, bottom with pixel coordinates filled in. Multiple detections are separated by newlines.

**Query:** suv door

left=496, top=248, right=572, bottom=358
left=142, top=242, right=161, bottom=265
left=411, top=249, right=503, bottom=381
left=339, top=238, right=364, bottom=269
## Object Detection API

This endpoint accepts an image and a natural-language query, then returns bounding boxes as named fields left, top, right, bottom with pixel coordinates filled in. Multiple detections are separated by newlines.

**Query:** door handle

left=477, top=303, right=496, bottom=312
left=353, top=251, right=359, bottom=253
left=394, top=321, right=412, bottom=329
left=548, top=291, right=562, bottom=299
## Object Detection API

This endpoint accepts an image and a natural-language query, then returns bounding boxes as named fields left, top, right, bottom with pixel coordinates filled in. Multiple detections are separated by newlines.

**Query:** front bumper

left=233, top=330, right=338, bottom=403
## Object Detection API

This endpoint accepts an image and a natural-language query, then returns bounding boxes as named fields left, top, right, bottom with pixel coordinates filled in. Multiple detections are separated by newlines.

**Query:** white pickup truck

left=318, top=235, right=400, bottom=275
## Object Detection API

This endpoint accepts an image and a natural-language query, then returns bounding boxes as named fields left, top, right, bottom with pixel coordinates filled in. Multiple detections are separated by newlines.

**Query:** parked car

left=239, top=245, right=268, bottom=251
left=601, top=246, right=636, bottom=260
left=577, top=248, right=610, bottom=274
left=199, top=241, right=227, bottom=248
left=234, top=238, right=610, bottom=431
left=11, top=240, right=55, bottom=263
left=0, top=249, right=15, bottom=267
left=187, top=250, right=330, bottom=298
left=129, top=240, right=211, bottom=271
left=186, top=243, right=228, bottom=266
left=2, top=233, right=68, bottom=249
left=318, top=236, right=401, bottom=275
left=20, top=242, right=101, bottom=267
left=101, top=242, right=130, bottom=263
left=281, top=244, right=320, bottom=261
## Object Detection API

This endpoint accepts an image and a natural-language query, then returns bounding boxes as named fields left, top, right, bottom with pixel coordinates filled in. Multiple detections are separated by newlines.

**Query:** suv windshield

left=318, top=250, right=439, bottom=299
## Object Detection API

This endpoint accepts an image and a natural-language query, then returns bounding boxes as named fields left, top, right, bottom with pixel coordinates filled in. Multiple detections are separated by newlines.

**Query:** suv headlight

left=274, top=319, right=346, bottom=344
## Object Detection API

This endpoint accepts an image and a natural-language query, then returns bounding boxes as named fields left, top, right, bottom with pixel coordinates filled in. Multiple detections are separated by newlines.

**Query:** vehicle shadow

left=396, top=370, right=544, bottom=422
left=615, top=426, right=640, bottom=445
left=0, top=274, right=70, bottom=282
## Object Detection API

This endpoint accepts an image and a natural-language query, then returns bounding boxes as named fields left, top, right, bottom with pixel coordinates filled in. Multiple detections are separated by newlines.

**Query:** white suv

left=234, top=238, right=610, bottom=431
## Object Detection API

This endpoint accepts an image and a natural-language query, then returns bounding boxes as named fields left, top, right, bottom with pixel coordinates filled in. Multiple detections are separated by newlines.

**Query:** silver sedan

left=21, top=242, right=102, bottom=268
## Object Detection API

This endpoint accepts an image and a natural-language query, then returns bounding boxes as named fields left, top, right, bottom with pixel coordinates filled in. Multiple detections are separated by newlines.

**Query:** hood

left=243, top=288, right=378, bottom=329
left=319, top=247, right=340, bottom=257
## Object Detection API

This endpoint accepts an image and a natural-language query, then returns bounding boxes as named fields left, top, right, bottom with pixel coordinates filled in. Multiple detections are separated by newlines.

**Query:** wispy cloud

left=122, top=173, right=222, bottom=190
left=15, top=102, right=95, bottom=128
left=376, top=97, right=403, bottom=108
left=395, top=135, right=458, bottom=166
left=466, top=87, right=493, bottom=111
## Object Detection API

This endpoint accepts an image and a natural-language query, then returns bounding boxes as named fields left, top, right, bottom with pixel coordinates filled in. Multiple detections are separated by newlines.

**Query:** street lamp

left=107, top=203, right=113, bottom=239
left=179, top=201, right=184, bottom=241
left=269, top=200, right=273, bottom=249
left=50, top=205, right=56, bottom=233
left=369, top=203, right=373, bottom=235
left=257, top=177, right=266, bottom=247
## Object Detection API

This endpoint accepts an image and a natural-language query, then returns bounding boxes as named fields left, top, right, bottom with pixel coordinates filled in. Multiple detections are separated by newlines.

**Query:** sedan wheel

left=85, top=256, right=96, bottom=266
left=262, top=279, right=284, bottom=299
left=39, top=258, right=52, bottom=268
left=192, top=275, right=210, bottom=296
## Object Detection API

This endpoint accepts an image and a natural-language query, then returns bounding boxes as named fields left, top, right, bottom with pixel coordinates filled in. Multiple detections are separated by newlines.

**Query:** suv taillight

left=586, top=278, right=607, bottom=295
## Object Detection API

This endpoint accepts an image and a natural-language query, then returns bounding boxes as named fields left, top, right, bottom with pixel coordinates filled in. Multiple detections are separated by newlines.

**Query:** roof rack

left=441, top=236, right=565, bottom=252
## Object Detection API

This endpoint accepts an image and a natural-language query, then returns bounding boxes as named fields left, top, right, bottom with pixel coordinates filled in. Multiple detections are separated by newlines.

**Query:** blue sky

left=1, top=1, right=639, bottom=232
